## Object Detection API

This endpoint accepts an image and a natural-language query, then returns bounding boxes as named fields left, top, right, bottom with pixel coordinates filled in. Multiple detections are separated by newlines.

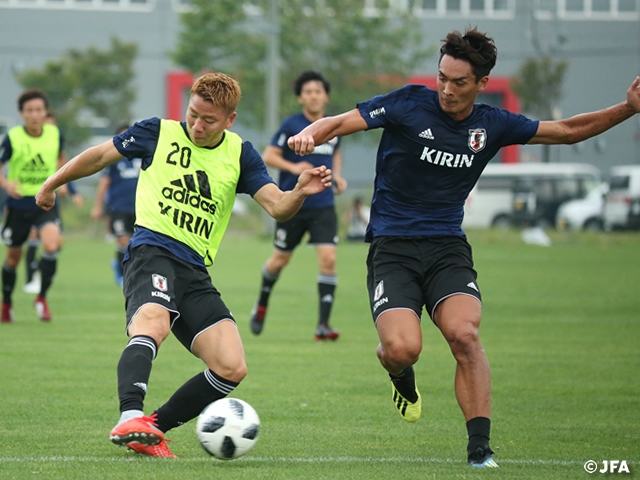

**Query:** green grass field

left=0, top=227, right=638, bottom=479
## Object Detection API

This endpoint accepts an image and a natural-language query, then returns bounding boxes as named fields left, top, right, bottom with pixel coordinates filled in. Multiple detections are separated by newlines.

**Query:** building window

left=0, top=0, right=155, bottom=10
left=535, top=0, right=639, bottom=20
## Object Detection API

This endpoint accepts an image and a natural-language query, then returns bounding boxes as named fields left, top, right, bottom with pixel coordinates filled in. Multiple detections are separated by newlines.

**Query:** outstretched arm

left=253, top=166, right=332, bottom=222
left=36, top=140, right=124, bottom=211
left=530, top=76, right=640, bottom=145
left=287, top=109, right=368, bottom=156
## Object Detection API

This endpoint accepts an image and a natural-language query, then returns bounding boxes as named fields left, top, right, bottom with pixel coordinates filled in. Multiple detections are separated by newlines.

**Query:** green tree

left=171, top=0, right=433, bottom=130
left=511, top=56, right=568, bottom=162
left=16, top=38, right=138, bottom=151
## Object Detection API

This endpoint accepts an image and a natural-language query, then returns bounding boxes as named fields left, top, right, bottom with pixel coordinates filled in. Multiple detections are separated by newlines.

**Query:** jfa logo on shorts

left=152, top=274, right=168, bottom=292
left=374, top=280, right=384, bottom=301
left=468, top=129, right=487, bottom=153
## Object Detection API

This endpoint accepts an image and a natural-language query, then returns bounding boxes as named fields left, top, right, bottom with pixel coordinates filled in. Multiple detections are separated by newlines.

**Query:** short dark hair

left=439, top=27, right=497, bottom=81
left=294, top=71, right=330, bottom=96
left=18, top=88, right=48, bottom=111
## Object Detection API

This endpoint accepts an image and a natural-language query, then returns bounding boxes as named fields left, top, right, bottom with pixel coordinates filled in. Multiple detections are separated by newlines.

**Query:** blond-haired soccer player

left=37, top=72, right=332, bottom=458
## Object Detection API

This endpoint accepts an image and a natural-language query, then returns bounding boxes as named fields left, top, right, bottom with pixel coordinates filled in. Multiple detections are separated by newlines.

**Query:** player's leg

left=434, top=295, right=496, bottom=467
left=250, top=213, right=305, bottom=335
left=309, top=207, right=339, bottom=340
left=23, top=227, right=41, bottom=293
left=366, top=237, right=425, bottom=421
left=376, top=309, right=423, bottom=422
left=315, top=245, right=338, bottom=340
left=33, top=220, right=63, bottom=321
left=110, top=213, right=133, bottom=287
left=1, top=247, right=23, bottom=323
left=2, top=208, right=31, bottom=323
left=426, top=236, right=496, bottom=468
left=148, top=273, right=245, bottom=457
left=110, top=246, right=176, bottom=448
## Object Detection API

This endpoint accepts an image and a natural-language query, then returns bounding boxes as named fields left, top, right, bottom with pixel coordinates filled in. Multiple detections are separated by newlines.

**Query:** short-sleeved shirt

left=357, top=84, right=539, bottom=240
left=271, top=113, right=340, bottom=210
left=102, top=157, right=140, bottom=214
left=113, top=117, right=274, bottom=266
left=0, top=127, right=65, bottom=211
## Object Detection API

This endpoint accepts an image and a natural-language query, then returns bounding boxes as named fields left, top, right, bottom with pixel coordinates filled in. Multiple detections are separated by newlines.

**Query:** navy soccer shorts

left=273, top=206, right=338, bottom=252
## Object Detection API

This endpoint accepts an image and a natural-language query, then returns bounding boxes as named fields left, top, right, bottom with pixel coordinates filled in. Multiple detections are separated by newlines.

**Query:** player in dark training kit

left=91, top=123, right=141, bottom=287
left=287, top=27, right=640, bottom=468
left=36, top=72, right=332, bottom=458
left=250, top=71, right=347, bottom=341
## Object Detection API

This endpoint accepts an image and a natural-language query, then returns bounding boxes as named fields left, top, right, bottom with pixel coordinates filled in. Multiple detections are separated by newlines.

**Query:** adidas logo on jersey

left=161, top=171, right=217, bottom=215
left=467, top=282, right=478, bottom=292
left=418, top=128, right=434, bottom=140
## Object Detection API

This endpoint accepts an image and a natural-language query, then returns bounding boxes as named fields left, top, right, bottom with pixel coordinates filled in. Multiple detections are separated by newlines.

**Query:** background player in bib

left=22, top=109, right=83, bottom=295
left=36, top=72, right=332, bottom=458
left=0, top=89, right=70, bottom=323
left=249, top=71, right=347, bottom=341
left=91, top=123, right=141, bottom=287
left=286, top=27, right=640, bottom=468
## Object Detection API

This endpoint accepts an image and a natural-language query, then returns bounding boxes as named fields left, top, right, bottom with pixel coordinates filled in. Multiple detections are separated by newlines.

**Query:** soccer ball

left=196, top=398, right=260, bottom=460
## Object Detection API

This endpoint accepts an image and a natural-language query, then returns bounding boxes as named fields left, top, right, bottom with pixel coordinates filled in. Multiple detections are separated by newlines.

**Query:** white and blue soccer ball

left=196, top=398, right=260, bottom=460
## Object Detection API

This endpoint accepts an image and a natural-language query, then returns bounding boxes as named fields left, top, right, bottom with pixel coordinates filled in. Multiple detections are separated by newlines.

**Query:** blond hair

left=190, top=72, right=241, bottom=115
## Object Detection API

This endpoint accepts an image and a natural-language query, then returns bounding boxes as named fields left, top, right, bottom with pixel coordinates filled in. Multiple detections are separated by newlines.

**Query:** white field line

left=0, top=455, right=609, bottom=466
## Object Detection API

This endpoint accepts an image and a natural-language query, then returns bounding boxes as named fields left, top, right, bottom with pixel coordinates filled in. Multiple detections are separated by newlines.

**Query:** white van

left=463, top=163, right=602, bottom=229
left=602, top=165, right=640, bottom=231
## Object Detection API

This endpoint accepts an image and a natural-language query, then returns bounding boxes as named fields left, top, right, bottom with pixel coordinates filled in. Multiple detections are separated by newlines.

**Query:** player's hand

left=626, top=76, right=640, bottom=113
left=72, top=193, right=84, bottom=209
left=289, top=161, right=314, bottom=175
left=333, top=175, right=348, bottom=195
left=296, top=166, right=332, bottom=196
left=287, top=134, right=316, bottom=156
left=36, top=188, right=56, bottom=211
left=57, top=184, right=69, bottom=197
left=91, top=204, right=103, bottom=220
left=4, top=181, right=23, bottom=199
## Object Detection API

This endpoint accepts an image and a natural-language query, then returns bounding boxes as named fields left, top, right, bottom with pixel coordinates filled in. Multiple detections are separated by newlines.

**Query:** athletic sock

left=26, top=240, right=40, bottom=283
left=38, top=251, right=58, bottom=297
left=318, top=274, right=337, bottom=325
left=117, top=335, right=158, bottom=413
left=466, top=416, right=492, bottom=454
left=154, top=369, right=239, bottom=433
left=258, top=264, right=279, bottom=307
left=389, top=366, right=418, bottom=403
left=2, top=263, right=16, bottom=304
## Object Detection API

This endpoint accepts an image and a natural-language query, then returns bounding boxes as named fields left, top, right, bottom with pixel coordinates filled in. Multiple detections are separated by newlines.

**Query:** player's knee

left=446, top=324, right=481, bottom=357
left=217, top=359, right=247, bottom=384
left=381, top=338, right=421, bottom=367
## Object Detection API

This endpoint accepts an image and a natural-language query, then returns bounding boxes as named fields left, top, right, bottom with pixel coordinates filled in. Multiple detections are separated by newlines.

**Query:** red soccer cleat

left=1, top=302, right=13, bottom=323
left=34, top=297, right=52, bottom=322
left=110, top=414, right=164, bottom=447
left=127, top=439, right=177, bottom=458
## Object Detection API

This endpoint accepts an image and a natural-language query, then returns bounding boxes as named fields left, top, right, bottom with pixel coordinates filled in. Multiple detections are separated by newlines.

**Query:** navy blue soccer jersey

left=271, top=112, right=340, bottom=209
left=357, top=84, right=539, bottom=240
left=112, top=117, right=275, bottom=266
left=102, top=157, right=140, bottom=214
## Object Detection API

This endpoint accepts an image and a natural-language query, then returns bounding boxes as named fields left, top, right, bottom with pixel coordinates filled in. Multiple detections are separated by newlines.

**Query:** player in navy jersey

left=36, top=72, right=332, bottom=458
left=249, top=71, right=347, bottom=341
left=92, top=123, right=141, bottom=287
left=287, top=27, right=640, bottom=468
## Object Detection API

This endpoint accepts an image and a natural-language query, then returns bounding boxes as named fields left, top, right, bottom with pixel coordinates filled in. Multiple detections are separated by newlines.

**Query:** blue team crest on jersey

left=468, top=129, right=487, bottom=153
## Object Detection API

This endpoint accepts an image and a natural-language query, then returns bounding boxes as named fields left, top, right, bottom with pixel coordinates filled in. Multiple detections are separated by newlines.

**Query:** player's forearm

left=42, top=146, right=110, bottom=193
left=542, top=102, right=636, bottom=145
left=270, top=187, right=307, bottom=222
